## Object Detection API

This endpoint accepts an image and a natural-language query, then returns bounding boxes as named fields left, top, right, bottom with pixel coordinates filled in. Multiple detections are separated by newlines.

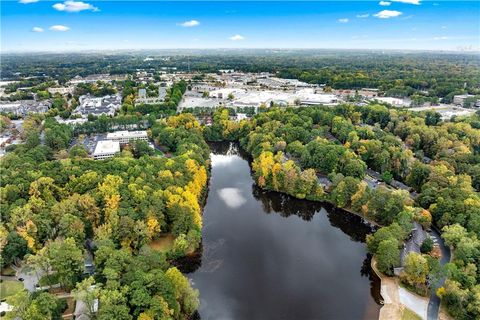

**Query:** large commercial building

left=106, top=130, right=148, bottom=144
left=92, top=140, right=120, bottom=160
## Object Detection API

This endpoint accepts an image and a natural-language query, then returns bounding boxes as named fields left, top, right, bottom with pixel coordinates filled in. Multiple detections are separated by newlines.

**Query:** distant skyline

left=1, top=1, right=479, bottom=52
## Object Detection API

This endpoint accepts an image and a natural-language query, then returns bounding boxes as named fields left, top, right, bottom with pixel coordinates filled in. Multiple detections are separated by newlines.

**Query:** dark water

left=189, top=142, right=381, bottom=320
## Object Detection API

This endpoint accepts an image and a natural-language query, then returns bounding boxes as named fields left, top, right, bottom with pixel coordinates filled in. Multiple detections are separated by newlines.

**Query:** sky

left=1, top=0, right=479, bottom=52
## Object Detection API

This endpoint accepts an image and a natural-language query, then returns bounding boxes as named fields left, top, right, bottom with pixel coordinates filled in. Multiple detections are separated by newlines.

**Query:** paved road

left=426, top=227, right=451, bottom=320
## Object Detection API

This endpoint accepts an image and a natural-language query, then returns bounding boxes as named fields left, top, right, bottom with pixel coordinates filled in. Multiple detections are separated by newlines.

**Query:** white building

left=68, top=74, right=126, bottom=85
left=93, top=140, right=120, bottom=160
left=138, top=88, right=147, bottom=99
left=48, top=86, right=74, bottom=95
left=295, top=89, right=338, bottom=105
left=374, top=97, right=409, bottom=107
left=106, top=130, right=148, bottom=144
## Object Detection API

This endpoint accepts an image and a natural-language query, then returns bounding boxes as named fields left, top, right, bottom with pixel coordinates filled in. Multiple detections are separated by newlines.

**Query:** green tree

left=420, top=237, right=434, bottom=254
left=402, top=252, right=429, bottom=290
left=47, top=237, right=84, bottom=290
left=165, top=267, right=199, bottom=316
left=376, top=238, right=400, bottom=275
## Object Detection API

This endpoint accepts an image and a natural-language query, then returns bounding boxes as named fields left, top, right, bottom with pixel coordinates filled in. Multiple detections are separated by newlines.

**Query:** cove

left=188, top=142, right=382, bottom=320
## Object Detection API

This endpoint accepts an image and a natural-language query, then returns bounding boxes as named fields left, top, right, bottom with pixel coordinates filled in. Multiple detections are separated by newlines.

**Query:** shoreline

left=371, top=257, right=432, bottom=320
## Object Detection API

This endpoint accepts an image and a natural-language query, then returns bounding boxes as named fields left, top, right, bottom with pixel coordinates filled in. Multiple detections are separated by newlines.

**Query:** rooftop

left=93, top=140, right=120, bottom=156
left=106, top=130, right=148, bottom=139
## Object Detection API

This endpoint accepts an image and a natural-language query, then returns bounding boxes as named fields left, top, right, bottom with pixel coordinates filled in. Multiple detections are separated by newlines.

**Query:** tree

left=165, top=267, right=199, bottom=316
left=72, top=277, right=101, bottom=320
left=420, top=237, right=434, bottom=254
left=5, top=291, right=62, bottom=320
left=132, top=140, right=154, bottom=158
left=97, top=289, right=132, bottom=320
left=366, top=223, right=405, bottom=254
left=402, top=252, right=429, bottom=290
left=58, top=214, right=86, bottom=244
left=376, top=238, right=400, bottom=275
left=1, top=232, right=29, bottom=267
left=23, top=292, right=62, bottom=320
left=69, top=145, right=89, bottom=158
left=47, top=237, right=84, bottom=290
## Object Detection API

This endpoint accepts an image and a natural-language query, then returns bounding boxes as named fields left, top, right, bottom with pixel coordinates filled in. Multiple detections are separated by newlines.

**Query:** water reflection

left=189, top=142, right=381, bottom=320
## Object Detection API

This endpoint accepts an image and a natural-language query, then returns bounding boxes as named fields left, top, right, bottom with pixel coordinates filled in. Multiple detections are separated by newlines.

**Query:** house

left=317, top=174, right=333, bottom=192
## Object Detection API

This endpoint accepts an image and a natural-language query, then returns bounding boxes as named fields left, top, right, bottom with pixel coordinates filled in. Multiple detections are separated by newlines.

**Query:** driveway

left=16, top=265, right=43, bottom=293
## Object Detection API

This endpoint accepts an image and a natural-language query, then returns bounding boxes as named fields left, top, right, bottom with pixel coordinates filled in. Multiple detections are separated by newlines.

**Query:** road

left=426, top=227, right=451, bottom=320
left=400, top=221, right=427, bottom=266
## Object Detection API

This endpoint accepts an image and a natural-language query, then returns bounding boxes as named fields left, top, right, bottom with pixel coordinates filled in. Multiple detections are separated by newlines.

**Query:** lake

left=188, top=142, right=381, bottom=320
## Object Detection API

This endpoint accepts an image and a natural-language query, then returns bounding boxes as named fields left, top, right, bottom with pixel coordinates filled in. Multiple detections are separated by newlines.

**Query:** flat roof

left=93, top=140, right=120, bottom=155
left=106, top=130, right=148, bottom=139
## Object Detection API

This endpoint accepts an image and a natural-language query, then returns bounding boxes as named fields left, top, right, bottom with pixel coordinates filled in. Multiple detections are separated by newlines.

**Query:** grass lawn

left=0, top=280, right=23, bottom=300
left=1, top=266, right=16, bottom=277
left=402, top=307, right=422, bottom=320
left=149, top=234, right=175, bottom=252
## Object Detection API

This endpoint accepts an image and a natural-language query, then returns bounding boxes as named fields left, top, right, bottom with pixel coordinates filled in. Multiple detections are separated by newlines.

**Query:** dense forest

left=0, top=113, right=209, bottom=319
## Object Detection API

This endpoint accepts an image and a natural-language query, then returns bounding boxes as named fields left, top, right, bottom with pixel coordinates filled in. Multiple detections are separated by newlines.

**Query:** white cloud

left=229, top=34, right=245, bottom=41
left=178, top=20, right=200, bottom=27
left=19, top=0, right=39, bottom=3
left=338, top=18, right=349, bottom=23
left=217, top=188, right=246, bottom=209
left=433, top=36, right=449, bottom=40
left=392, top=0, right=421, bottom=4
left=379, top=1, right=391, bottom=6
left=356, top=14, right=370, bottom=18
left=374, top=10, right=403, bottom=19
left=32, top=27, right=44, bottom=32
left=441, top=26, right=447, bottom=29
left=49, top=25, right=70, bottom=32
left=53, top=1, right=99, bottom=12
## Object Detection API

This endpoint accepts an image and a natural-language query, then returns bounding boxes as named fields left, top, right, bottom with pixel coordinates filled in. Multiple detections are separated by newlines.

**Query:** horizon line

left=2, top=47, right=479, bottom=54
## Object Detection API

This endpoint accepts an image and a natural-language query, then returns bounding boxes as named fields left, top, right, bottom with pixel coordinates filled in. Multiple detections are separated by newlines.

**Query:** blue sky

left=1, top=1, right=479, bottom=52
